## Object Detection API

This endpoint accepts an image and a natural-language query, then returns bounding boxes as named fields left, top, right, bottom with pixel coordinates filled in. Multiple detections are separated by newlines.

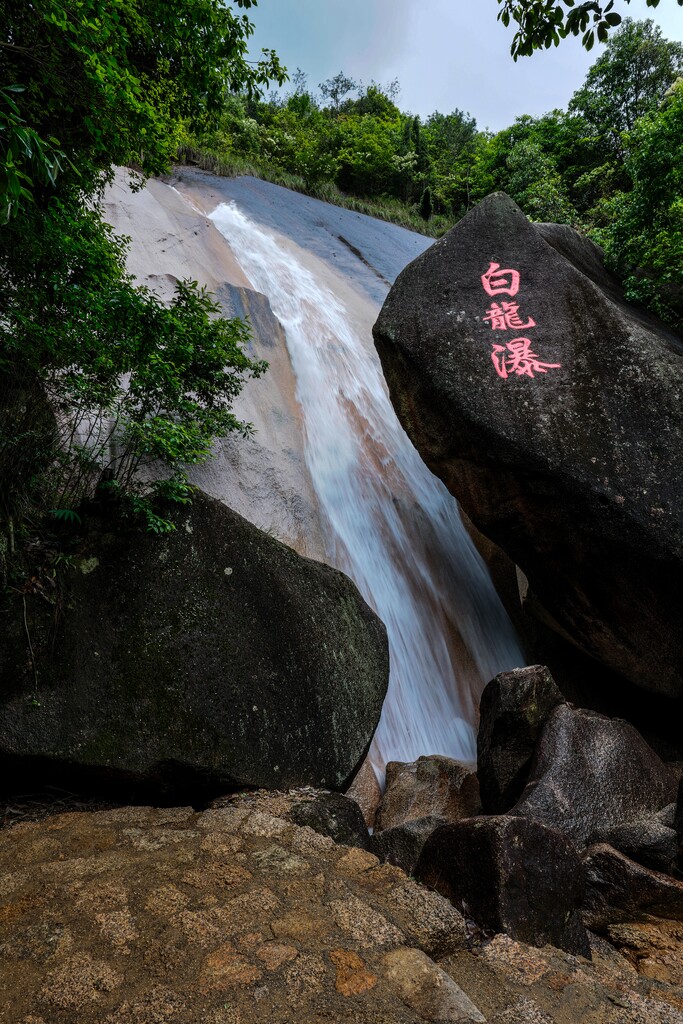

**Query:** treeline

left=186, top=18, right=683, bottom=328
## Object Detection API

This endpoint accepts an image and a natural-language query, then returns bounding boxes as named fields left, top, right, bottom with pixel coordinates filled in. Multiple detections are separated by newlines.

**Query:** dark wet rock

left=582, top=843, right=683, bottom=929
left=415, top=815, right=589, bottom=957
left=676, top=777, right=683, bottom=876
left=370, top=815, right=447, bottom=876
left=512, top=704, right=676, bottom=847
left=477, top=665, right=564, bottom=813
left=656, top=803, right=676, bottom=829
left=0, top=491, right=389, bottom=797
left=287, top=792, right=371, bottom=850
left=373, top=192, right=683, bottom=699
left=595, top=817, right=678, bottom=875
left=375, top=755, right=480, bottom=832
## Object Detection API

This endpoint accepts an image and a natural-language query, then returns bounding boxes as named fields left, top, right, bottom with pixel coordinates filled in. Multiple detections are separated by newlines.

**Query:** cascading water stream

left=210, top=200, right=525, bottom=774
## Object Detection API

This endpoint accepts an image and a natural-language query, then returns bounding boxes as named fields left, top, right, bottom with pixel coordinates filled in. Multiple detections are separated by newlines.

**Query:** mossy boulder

left=0, top=492, right=389, bottom=797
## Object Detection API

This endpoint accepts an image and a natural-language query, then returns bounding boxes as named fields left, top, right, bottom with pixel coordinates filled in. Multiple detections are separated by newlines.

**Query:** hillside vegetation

left=184, top=18, right=683, bottom=330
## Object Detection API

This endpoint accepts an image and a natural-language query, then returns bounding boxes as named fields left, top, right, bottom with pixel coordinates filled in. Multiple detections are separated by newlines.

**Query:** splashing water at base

left=210, top=200, right=524, bottom=776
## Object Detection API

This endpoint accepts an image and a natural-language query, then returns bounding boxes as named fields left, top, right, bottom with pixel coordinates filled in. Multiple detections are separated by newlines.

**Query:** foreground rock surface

left=374, top=192, right=683, bottom=699
left=0, top=805, right=471, bottom=1024
left=3, top=806, right=683, bottom=1023
left=0, top=492, right=389, bottom=795
left=477, top=666, right=564, bottom=814
left=415, top=815, right=589, bottom=957
left=512, top=705, right=676, bottom=847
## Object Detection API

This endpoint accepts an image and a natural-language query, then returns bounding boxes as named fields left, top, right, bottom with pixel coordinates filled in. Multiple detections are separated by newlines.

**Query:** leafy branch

left=497, top=0, right=683, bottom=58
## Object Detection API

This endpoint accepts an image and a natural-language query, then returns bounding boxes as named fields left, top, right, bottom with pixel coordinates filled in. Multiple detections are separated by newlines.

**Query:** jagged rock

left=676, top=777, right=683, bottom=876
left=477, top=665, right=564, bottom=813
left=373, top=192, right=683, bottom=699
left=512, top=705, right=676, bottom=847
left=370, top=815, right=447, bottom=876
left=345, top=757, right=383, bottom=830
left=582, top=843, right=683, bottom=929
left=595, top=817, right=678, bottom=875
left=656, top=803, right=676, bottom=829
left=415, top=815, right=590, bottom=957
left=287, top=793, right=371, bottom=850
left=0, top=492, right=389, bottom=796
left=375, top=755, right=480, bottom=832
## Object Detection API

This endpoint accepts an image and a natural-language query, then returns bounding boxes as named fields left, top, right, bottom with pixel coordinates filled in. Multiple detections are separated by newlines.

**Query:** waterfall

left=210, top=200, right=524, bottom=775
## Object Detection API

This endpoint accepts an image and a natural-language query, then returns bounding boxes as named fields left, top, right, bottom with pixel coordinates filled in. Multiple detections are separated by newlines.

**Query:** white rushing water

left=210, top=200, right=524, bottom=774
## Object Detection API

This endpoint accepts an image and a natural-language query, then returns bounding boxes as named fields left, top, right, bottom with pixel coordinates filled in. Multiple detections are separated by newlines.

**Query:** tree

left=571, top=19, right=683, bottom=149
left=497, top=0, right=683, bottom=58
left=505, top=139, right=577, bottom=223
left=0, top=0, right=285, bottom=214
left=319, top=72, right=358, bottom=112
left=597, top=78, right=683, bottom=327
left=0, top=1, right=284, bottom=533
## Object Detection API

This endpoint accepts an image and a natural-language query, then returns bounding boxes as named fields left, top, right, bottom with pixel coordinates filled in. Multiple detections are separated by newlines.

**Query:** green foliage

left=497, top=0, right=683, bottom=58
left=0, top=85, right=69, bottom=223
left=0, top=195, right=266, bottom=519
left=570, top=18, right=683, bottom=150
left=505, top=139, right=577, bottom=223
left=0, top=0, right=286, bottom=195
left=595, top=79, right=683, bottom=327
left=51, top=509, right=82, bottom=526
left=0, top=1, right=282, bottom=538
left=319, top=72, right=359, bottom=111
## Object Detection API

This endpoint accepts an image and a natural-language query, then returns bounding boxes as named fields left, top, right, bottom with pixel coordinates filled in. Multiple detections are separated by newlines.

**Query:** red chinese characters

left=480, top=263, right=560, bottom=380
left=491, top=339, right=561, bottom=380
left=481, top=262, right=520, bottom=297
left=483, top=301, right=536, bottom=331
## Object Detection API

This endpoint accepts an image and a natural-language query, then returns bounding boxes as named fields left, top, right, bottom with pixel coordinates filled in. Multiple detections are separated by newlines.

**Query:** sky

left=247, top=0, right=683, bottom=131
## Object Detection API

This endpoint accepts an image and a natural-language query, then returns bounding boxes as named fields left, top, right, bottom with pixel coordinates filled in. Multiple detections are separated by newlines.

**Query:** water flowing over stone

left=208, top=191, right=524, bottom=774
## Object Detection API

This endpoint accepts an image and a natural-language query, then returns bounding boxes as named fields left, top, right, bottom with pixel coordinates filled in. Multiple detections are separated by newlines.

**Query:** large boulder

left=0, top=492, right=389, bottom=796
left=415, top=815, right=589, bottom=956
left=511, top=705, right=676, bottom=847
left=371, top=754, right=481, bottom=877
left=373, top=192, right=683, bottom=699
left=477, top=665, right=564, bottom=813
left=375, top=755, right=480, bottom=831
